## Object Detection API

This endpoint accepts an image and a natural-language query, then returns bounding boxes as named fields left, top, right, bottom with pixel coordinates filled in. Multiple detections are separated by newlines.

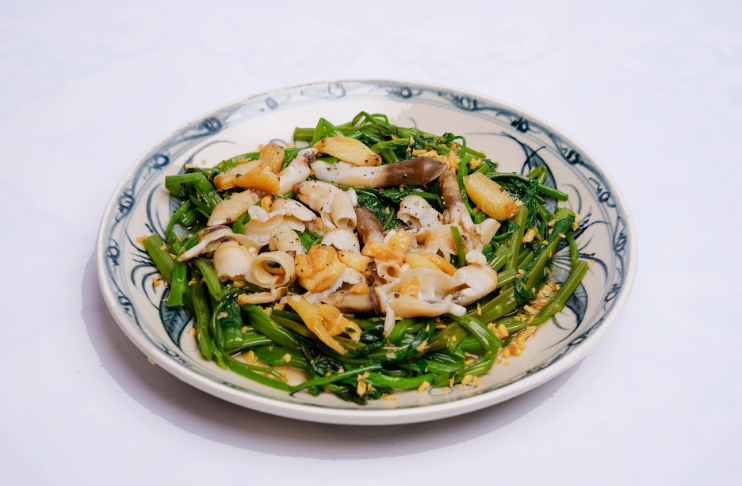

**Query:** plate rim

left=95, top=78, right=638, bottom=425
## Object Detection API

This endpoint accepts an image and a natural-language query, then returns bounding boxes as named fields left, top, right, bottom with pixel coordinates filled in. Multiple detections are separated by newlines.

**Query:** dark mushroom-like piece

left=311, top=157, right=446, bottom=188
left=438, top=169, right=474, bottom=227
left=438, top=169, right=464, bottom=210
left=321, top=291, right=380, bottom=314
left=354, top=207, right=385, bottom=244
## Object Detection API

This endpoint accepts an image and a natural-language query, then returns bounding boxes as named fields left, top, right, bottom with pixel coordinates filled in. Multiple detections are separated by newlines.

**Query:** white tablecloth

left=2, top=1, right=740, bottom=484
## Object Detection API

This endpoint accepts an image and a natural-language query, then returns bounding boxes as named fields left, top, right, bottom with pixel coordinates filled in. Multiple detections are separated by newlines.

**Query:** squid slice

left=477, top=218, right=501, bottom=246
left=269, top=229, right=304, bottom=254
left=241, top=214, right=286, bottom=247
left=249, top=251, right=296, bottom=289
left=294, top=181, right=357, bottom=230
left=375, top=261, right=405, bottom=284
left=388, top=295, right=466, bottom=318
left=271, top=198, right=318, bottom=233
left=376, top=267, right=469, bottom=318
left=178, top=226, right=232, bottom=261
left=321, top=228, right=361, bottom=253
left=270, top=199, right=317, bottom=222
left=452, top=264, right=499, bottom=306
left=302, top=267, right=367, bottom=304
left=212, top=239, right=254, bottom=280
left=213, top=240, right=296, bottom=290
left=398, top=195, right=442, bottom=229
left=207, top=189, right=262, bottom=227
left=330, top=190, right=357, bottom=229
left=178, top=226, right=261, bottom=261
left=413, top=224, right=458, bottom=261
left=278, top=148, right=316, bottom=195
left=287, top=296, right=348, bottom=355
left=247, top=200, right=314, bottom=234
left=388, top=268, right=465, bottom=302
left=465, top=249, right=488, bottom=266
left=238, top=288, right=286, bottom=305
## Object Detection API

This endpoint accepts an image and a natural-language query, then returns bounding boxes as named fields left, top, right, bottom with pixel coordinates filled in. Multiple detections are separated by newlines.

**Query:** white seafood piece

left=383, top=304, right=396, bottom=336
left=444, top=200, right=474, bottom=231
left=452, top=264, right=499, bottom=306
left=374, top=286, right=390, bottom=312
left=295, top=181, right=357, bottom=229
left=398, top=195, right=443, bottom=229
left=302, top=267, right=366, bottom=304
left=295, top=181, right=350, bottom=214
left=459, top=218, right=501, bottom=251
left=465, top=249, right=487, bottom=266
left=247, top=206, right=276, bottom=223
left=178, top=226, right=232, bottom=261
left=238, top=288, right=285, bottom=304
left=249, top=251, right=296, bottom=289
left=178, top=226, right=261, bottom=261
left=247, top=203, right=314, bottom=223
left=246, top=205, right=303, bottom=234
left=321, top=228, right=360, bottom=253
left=241, top=214, right=286, bottom=247
left=380, top=267, right=471, bottom=318
left=388, top=296, right=466, bottom=318
left=212, top=239, right=255, bottom=280
left=278, top=148, right=316, bottom=195
left=207, top=189, right=262, bottom=227
left=375, top=261, right=405, bottom=284
left=270, top=198, right=317, bottom=221
left=272, top=198, right=317, bottom=232
left=414, top=225, right=457, bottom=261
left=269, top=229, right=304, bottom=254
left=389, top=268, right=465, bottom=302
left=330, top=190, right=357, bottom=229
left=477, top=218, right=500, bottom=246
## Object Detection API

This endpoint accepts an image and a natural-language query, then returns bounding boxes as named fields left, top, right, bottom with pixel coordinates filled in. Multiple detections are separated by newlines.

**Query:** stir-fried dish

left=143, top=112, right=589, bottom=403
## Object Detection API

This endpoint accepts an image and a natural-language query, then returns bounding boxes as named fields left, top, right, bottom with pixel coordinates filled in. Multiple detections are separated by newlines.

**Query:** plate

left=96, top=80, right=637, bottom=425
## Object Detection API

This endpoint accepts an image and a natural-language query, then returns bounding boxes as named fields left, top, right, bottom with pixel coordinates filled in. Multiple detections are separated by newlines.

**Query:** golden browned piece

left=314, top=136, right=382, bottom=166
left=463, top=173, right=518, bottom=220
left=259, top=142, right=285, bottom=172
left=294, top=245, right=346, bottom=293
left=213, top=160, right=279, bottom=195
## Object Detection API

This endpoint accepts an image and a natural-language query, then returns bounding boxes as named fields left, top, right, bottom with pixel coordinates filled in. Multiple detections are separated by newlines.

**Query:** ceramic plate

left=96, top=80, right=637, bottom=425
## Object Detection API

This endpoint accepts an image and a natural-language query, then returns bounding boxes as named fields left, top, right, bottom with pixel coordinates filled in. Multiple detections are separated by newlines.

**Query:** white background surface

left=1, top=0, right=740, bottom=484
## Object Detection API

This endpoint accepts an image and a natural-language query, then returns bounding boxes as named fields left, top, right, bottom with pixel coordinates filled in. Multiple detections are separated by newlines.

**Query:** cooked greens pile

left=143, top=112, right=589, bottom=404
